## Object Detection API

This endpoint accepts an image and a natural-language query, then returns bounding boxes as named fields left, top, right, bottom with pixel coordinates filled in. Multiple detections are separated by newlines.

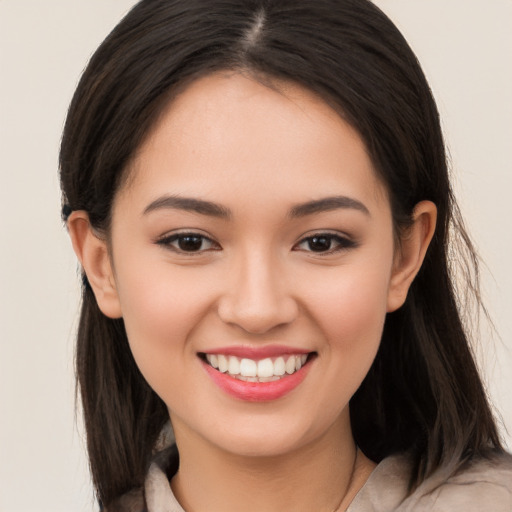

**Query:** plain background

left=1, top=1, right=511, bottom=510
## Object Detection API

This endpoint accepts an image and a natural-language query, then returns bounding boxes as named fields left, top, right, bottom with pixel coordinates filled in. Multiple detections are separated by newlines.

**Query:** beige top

left=112, top=447, right=512, bottom=511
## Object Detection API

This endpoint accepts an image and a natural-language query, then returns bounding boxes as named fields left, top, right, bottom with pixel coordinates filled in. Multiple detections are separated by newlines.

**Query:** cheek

left=331, top=273, right=388, bottom=342
left=307, top=259, right=391, bottom=336
left=301, top=258, right=392, bottom=389
left=113, top=262, right=214, bottom=393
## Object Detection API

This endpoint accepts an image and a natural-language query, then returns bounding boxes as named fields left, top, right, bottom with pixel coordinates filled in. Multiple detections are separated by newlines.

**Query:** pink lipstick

left=199, top=346, right=314, bottom=402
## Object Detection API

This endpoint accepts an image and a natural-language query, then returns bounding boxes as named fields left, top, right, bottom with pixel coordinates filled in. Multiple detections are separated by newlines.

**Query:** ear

left=67, top=211, right=122, bottom=319
left=387, top=200, right=437, bottom=312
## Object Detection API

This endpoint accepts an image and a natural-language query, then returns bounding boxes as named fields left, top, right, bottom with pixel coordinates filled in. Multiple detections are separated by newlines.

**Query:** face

left=107, top=73, right=399, bottom=457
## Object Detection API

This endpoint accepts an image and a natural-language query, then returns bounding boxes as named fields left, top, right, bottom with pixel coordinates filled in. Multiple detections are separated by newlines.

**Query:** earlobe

left=67, top=211, right=122, bottom=319
left=387, top=201, right=437, bottom=312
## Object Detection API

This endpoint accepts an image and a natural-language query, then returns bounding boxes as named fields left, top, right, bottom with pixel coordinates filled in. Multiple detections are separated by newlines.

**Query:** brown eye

left=294, top=233, right=356, bottom=254
left=307, top=236, right=333, bottom=252
left=177, top=235, right=205, bottom=252
left=157, top=232, right=219, bottom=253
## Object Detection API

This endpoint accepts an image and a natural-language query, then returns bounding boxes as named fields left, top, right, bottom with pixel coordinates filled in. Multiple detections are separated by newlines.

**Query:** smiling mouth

left=199, top=353, right=314, bottom=383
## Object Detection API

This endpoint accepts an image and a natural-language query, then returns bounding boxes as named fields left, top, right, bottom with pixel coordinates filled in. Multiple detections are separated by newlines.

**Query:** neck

left=170, top=412, right=376, bottom=512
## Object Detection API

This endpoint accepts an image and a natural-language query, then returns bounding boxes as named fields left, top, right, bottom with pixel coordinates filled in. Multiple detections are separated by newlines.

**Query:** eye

left=294, top=233, right=356, bottom=253
left=156, top=232, right=220, bottom=253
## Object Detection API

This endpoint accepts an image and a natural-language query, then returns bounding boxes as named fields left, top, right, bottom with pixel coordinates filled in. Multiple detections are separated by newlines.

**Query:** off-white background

left=0, top=1, right=510, bottom=510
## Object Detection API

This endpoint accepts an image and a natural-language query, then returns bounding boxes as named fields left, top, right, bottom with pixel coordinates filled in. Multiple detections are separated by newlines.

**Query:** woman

left=60, top=0, right=512, bottom=510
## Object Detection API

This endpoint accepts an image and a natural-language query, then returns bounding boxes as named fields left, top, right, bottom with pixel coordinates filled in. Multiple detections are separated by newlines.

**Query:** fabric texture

left=111, top=446, right=512, bottom=511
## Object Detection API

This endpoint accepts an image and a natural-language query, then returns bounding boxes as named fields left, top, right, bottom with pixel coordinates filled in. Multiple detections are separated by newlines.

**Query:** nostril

left=217, top=295, right=299, bottom=334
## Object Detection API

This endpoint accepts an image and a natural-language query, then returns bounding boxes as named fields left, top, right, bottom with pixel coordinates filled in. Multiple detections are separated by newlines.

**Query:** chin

left=198, top=413, right=340, bottom=460
left=215, top=432, right=308, bottom=459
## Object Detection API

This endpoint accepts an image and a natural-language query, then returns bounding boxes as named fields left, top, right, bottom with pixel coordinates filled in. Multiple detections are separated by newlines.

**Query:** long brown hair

left=60, top=0, right=505, bottom=506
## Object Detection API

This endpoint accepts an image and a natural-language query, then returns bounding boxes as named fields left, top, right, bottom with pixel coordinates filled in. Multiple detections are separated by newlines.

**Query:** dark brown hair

left=60, top=0, right=504, bottom=506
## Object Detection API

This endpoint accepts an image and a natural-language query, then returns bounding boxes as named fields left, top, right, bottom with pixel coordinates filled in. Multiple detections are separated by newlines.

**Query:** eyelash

left=293, top=233, right=357, bottom=254
left=156, top=232, right=220, bottom=254
left=156, top=231, right=356, bottom=255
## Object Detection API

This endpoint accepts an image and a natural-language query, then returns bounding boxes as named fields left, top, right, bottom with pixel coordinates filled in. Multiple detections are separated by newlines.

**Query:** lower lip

left=202, top=358, right=312, bottom=402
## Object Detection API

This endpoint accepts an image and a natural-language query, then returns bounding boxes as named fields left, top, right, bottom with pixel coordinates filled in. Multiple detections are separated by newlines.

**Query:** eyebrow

left=143, top=195, right=231, bottom=218
left=289, top=196, right=370, bottom=218
left=143, top=194, right=369, bottom=219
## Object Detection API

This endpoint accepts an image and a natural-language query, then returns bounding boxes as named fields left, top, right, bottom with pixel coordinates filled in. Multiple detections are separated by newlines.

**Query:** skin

left=69, top=73, right=436, bottom=511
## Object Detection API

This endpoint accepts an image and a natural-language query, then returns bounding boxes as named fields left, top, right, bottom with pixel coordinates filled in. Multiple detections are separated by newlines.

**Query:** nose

left=217, top=251, right=298, bottom=334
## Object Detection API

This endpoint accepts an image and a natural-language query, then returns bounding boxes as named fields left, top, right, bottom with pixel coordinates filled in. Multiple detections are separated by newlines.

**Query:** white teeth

left=274, top=357, right=285, bottom=376
left=205, top=353, right=310, bottom=381
left=228, top=356, right=240, bottom=375
left=257, top=358, right=274, bottom=378
left=285, top=356, right=296, bottom=374
left=218, top=354, right=228, bottom=373
left=240, top=358, right=257, bottom=377
left=237, top=375, right=280, bottom=382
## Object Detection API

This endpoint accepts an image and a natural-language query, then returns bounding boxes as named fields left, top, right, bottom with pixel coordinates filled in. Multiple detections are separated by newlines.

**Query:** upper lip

left=198, top=345, right=313, bottom=360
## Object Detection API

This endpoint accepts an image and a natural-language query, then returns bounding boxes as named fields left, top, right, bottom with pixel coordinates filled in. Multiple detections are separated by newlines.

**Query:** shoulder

left=408, top=453, right=512, bottom=512
left=104, top=444, right=180, bottom=512
left=103, top=488, right=146, bottom=512
left=416, top=455, right=512, bottom=512
left=349, top=452, right=512, bottom=512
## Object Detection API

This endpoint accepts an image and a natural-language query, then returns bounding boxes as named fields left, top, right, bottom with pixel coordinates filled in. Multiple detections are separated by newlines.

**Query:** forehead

left=119, top=72, right=389, bottom=214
